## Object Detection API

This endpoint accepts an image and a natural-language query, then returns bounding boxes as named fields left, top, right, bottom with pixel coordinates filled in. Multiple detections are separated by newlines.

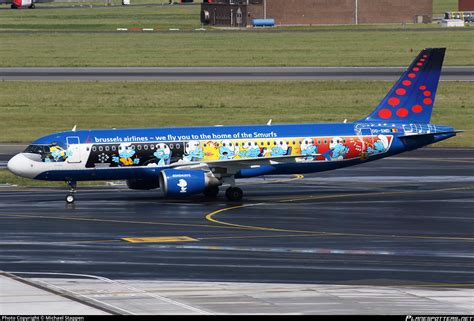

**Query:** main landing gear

left=219, top=176, right=243, bottom=202
left=225, top=186, right=243, bottom=202
left=66, top=180, right=77, bottom=204
left=203, top=185, right=243, bottom=201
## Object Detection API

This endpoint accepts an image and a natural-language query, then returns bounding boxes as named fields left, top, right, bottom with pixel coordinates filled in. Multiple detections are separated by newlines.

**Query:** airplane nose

left=7, top=153, right=35, bottom=178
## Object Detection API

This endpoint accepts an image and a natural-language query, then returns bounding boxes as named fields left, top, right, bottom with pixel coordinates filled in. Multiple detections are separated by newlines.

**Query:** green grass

left=0, top=81, right=471, bottom=147
left=0, top=30, right=473, bottom=67
left=0, top=4, right=201, bottom=31
left=0, top=169, right=110, bottom=186
left=0, top=168, right=61, bottom=186
left=0, top=2, right=472, bottom=67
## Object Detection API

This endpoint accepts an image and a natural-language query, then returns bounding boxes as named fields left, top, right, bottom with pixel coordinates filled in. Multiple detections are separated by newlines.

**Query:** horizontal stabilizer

left=398, top=130, right=463, bottom=139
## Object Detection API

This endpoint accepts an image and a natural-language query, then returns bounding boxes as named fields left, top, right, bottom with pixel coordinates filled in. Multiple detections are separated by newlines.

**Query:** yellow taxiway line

left=205, top=185, right=474, bottom=242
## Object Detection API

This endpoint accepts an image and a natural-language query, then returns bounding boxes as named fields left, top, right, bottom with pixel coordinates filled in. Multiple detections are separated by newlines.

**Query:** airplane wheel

left=203, top=185, right=219, bottom=198
left=29, top=4, right=35, bottom=9
left=225, top=187, right=243, bottom=202
left=66, top=193, right=75, bottom=204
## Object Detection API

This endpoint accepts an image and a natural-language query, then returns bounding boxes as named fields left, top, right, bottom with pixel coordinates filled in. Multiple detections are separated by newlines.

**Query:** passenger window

left=144, top=145, right=148, bottom=150
left=105, top=146, right=110, bottom=152
left=92, top=146, right=97, bottom=152
left=98, top=146, right=103, bottom=152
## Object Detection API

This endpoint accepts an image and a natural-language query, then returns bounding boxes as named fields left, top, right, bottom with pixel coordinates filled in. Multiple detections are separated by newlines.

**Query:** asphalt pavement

left=1, top=148, right=473, bottom=314
left=1, top=66, right=472, bottom=81
left=0, top=148, right=473, bottom=285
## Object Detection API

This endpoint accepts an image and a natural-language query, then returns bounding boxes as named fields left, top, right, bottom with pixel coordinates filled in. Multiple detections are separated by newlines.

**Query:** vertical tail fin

left=363, top=48, right=446, bottom=123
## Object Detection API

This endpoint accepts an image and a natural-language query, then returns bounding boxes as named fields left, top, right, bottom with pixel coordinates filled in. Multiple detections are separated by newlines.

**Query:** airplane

left=7, top=48, right=461, bottom=204
left=1, top=0, right=53, bottom=9
left=2, top=0, right=35, bottom=9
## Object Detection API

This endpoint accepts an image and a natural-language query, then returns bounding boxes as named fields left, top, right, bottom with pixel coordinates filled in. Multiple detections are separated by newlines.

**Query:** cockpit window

left=23, top=144, right=69, bottom=163
left=24, top=145, right=47, bottom=154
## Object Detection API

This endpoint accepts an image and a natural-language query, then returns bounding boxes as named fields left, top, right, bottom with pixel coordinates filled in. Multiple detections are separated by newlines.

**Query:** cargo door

left=66, top=136, right=82, bottom=163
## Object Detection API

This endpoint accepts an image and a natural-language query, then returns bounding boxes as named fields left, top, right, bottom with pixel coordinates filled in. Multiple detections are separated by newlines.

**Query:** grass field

left=0, top=169, right=110, bottom=186
left=0, top=1, right=472, bottom=67
left=0, top=81, right=471, bottom=146
left=1, top=30, right=473, bottom=67
left=0, top=2, right=201, bottom=31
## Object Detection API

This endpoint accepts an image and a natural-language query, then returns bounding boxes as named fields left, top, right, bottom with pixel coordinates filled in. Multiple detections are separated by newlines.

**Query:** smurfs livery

left=8, top=48, right=461, bottom=203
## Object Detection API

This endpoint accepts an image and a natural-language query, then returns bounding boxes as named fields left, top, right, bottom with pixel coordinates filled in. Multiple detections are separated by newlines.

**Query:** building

left=201, top=0, right=433, bottom=27
left=459, top=0, right=474, bottom=11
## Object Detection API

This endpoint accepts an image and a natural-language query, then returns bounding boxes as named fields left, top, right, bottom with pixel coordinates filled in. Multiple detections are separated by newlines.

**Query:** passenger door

left=66, top=136, right=82, bottom=163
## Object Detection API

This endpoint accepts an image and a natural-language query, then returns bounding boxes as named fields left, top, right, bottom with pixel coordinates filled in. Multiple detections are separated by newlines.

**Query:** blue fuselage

left=8, top=121, right=454, bottom=183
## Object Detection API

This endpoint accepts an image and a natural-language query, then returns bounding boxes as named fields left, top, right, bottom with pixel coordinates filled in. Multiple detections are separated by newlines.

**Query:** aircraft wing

left=170, top=154, right=321, bottom=174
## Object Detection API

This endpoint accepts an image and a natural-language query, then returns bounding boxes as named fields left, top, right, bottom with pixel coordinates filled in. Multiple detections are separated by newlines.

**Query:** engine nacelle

left=159, top=169, right=220, bottom=198
left=126, top=178, right=160, bottom=190
left=12, top=0, right=33, bottom=8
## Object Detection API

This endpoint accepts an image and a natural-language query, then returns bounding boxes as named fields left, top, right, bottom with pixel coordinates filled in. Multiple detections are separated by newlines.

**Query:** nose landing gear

left=66, top=181, right=77, bottom=204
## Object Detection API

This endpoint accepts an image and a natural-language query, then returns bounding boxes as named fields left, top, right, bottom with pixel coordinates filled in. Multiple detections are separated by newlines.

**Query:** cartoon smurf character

left=177, top=179, right=188, bottom=193
left=112, top=143, right=140, bottom=166
left=325, top=137, right=349, bottom=161
left=183, top=141, right=204, bottom=162
left=45, top=145, right=72, bottom=162
left=240, top=141, right=261, bottom=158
left=271, top=140, right=289, bottom=157
left=219, top=140, right=238, bottom=160
left=300, top=138, right=318, bottom=161
left=154, top=143, right=171, bottom=166
left=367, top=135, right=389, bottom=156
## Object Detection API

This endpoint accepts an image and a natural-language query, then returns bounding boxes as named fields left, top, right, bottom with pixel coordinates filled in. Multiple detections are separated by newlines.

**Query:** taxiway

left=1, top=66, right=473, bottom=81
left=0, top=148, right=473, bottom=314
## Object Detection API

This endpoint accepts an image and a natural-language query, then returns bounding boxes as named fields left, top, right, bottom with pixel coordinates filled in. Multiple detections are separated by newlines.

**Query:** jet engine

left=159, top=169, right=220, bottom=198
left=126, top=178, right=160, bottom=190
left=11, top=0, right=35, bottom=8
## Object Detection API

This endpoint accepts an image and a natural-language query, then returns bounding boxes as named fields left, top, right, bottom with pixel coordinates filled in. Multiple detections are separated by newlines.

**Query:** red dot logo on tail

left=388, top=97, right=400, bottom=106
